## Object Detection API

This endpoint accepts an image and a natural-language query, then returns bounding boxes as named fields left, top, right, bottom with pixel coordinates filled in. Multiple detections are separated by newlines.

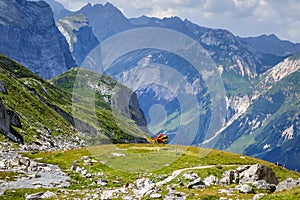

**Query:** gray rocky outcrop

left=187, top=177, right=205, bottom=189
left=25, top=191, right=56, bottom=200
left=0, top=102, right=23, bottom=144
left=0, top=80, right=8, bottom=94
left=239, top=164, right=278, bottom=185
left=219, top=170, right=235, bottom=185
left=235, top=184, right=254, bottom=193
left=252, top=193, right=266, bottom=200
left=219, top=164, right=278, bottom=186
left=252, top=180, right=276, bottom=192
left=204, top=175, right=219, bottom=186
left=276, top=178, right=300, bottom=192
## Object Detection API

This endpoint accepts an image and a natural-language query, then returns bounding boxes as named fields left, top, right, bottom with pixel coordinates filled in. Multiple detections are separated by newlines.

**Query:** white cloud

left=55, top=0, right=300, bottom=42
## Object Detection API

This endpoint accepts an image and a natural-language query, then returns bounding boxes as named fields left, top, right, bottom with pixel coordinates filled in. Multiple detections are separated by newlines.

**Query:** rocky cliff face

left=0, top=78, right=22, bottom=143
left=214, top=54, right=300, bottom=170
left=56, top=14, right=99, bottom=65
left=0, top=0, right=76, bottom=79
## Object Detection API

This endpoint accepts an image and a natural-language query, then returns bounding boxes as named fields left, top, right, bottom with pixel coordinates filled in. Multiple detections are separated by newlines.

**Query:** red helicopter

left=146, top=133, right=169, bottom=144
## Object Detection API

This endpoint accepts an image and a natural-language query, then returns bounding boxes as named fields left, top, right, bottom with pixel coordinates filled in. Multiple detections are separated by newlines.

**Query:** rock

left=122, top=196, right=134, bottom=200
left=252, top=193, right=266, bottom=200
left=25, top=192, right=44, bottom=200
left=20, top=157, right=31, bottom=166
left=182, top=173, right=199, bottom=181
left=42, top=166, right=52, bottom=172
left=41, top=191, right=56, bottom=199
left=81, top=156, right=90, bottom=160
left=0, top=160, right=6, bottom=169
left=81, top=169, right=87, bottom=176
left=239, top=164, right=278, bottom=185
left=236, top=165, right=251, bottom=173
left=85, top=173, right=92, bottom=178
left=32, top=181, right=42, bottom=186
left=133, top=178, right=155, bottom=198
left=0, top=80, right=8, bottom=94
left=204, top=175, right=219, bottom=186
left=10, top=157, right=21, bottom=167
left=235, top=184, right=254, bottom=193
left=27, top=174, right=41, bottom=179
left=90, top=159, right=98, bottom=163
left=110, top=152, right=126, bottom=157
left=99, top=182, right=107, bottom=186
left=218, top=188, right=236, bottom=196
left=276, top=178, right=300, bottom=192
left=187, top=177, right=205, bottom=189
left=150, top=193, right=162, bottom=199
left=219, top=170, right=235, bottom=185
left=101, top=190, right=115, bottom=200
left=70, top=165, right=76, bottom=171
left=164, top=189, right=186, bottom=200
left=252, top=180, right=276, bottom=192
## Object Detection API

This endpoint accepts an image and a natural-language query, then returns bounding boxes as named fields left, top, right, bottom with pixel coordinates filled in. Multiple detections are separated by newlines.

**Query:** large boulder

left=276, top=178, right=300, bottom=192
left=252, top=180, right=276, bottom=192
left=204, top=175, right=219, bottom=186
left=219, top=170, right=235, bottom=185
left=235, top=184, right=254, bottom=193
left=182, top=173, right=199, bottom=181
left=187, top=177, right=205, bottom=189
left=239, top=164, right=278, bottom=185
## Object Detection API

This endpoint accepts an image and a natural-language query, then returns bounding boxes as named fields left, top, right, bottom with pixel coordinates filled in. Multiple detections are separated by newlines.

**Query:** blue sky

left=55, top=0, right=300, bottom=43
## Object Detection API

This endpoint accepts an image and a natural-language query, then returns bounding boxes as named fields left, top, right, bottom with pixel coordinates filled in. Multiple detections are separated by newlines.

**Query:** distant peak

left=162, top=16, right=182, bottom=21
left=258, top=33, right=279, bottom=40
left=267, top=34, right=279, bottom=39
left=104, top=2, right=114, bottom=8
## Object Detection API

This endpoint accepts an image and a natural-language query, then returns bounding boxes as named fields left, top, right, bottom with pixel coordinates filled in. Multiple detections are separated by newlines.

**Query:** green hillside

left=0, top=55, right=147, bottom=146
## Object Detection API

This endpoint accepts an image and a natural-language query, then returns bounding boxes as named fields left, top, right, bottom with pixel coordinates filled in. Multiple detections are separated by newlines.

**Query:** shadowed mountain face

left=241, top=34, right=300, bottom=56
left=75, top=3, right=133, bottom=42
left=0, top=0, right=76, bottom=79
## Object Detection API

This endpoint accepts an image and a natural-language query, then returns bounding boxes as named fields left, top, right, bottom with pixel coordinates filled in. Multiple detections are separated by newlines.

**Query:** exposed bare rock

left=0, top=102, right=23, bottom=144
left=239, top=164, right=278, bottom=185
left=219, top=170, right=235, bottom=185
left=56, top=14, right=99, bottom=65
left=235, top=184, right=254, bottom=193
left=204, top=175, right=219, bottom=186
left=187, top=177, right=205, bottom=189
left=0, top=80, right=7, bottom=94
left=252, top=180, right=276, bottom=192
left=276, top=178, right=300, bottom=192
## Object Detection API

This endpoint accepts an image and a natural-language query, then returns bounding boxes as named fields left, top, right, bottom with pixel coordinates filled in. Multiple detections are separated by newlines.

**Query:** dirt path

left=156, top=165, right=216, bottom=186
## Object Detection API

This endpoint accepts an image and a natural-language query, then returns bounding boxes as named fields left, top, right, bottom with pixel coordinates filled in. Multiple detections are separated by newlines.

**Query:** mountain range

left=0, top=0, right=299, bottom=170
